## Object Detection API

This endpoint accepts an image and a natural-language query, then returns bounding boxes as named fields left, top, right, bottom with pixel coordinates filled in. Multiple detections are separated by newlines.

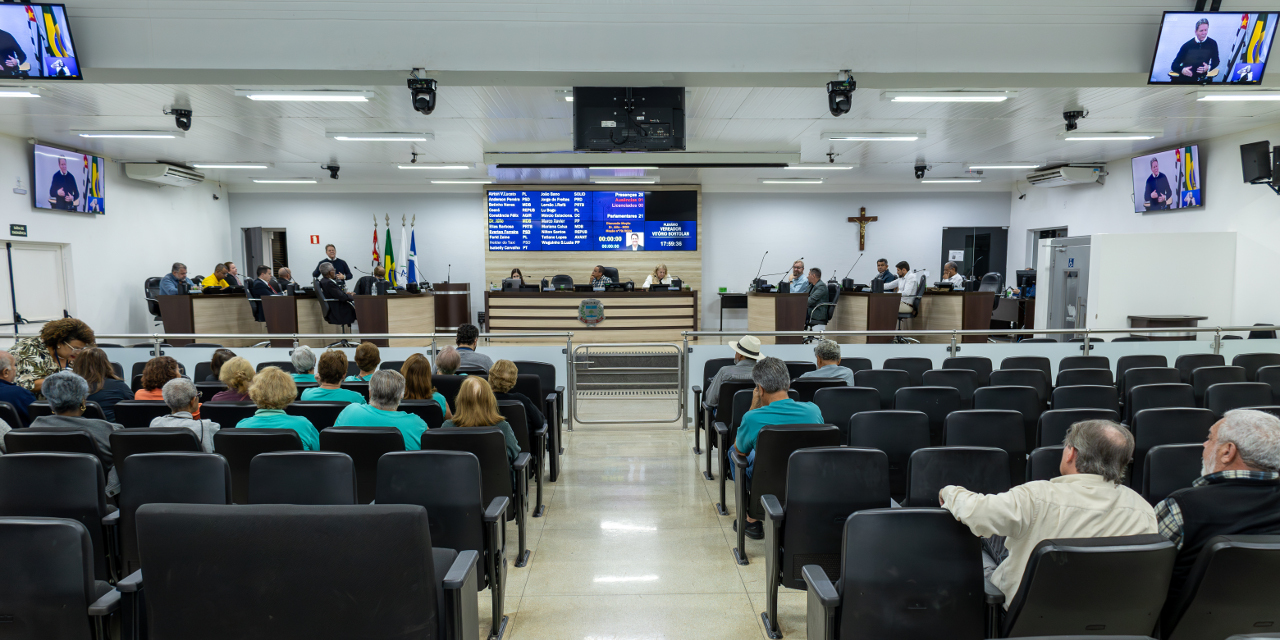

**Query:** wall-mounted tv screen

left=1149, top=12, right=1277, bottom=85
left=0, top=4, right=81, bottom=79
left=487, top=190, right=696, bottom=251
left=1131, top=144, right=1201, bottom=213
left=33, top=143, right=105, bottom=213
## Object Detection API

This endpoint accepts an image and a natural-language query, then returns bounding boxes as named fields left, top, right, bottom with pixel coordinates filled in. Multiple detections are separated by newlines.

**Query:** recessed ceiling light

left=885, top=91, right=1016, bottom=103
left=327, top=132, right=433, bottom=142
left=966, top=164, right=1040, bottom=170
left=824, top=132, right=924, bottom=141
left=588, top=166, right=659, bottom=170
left=590, top=177, right=659, bottom=184
left=1196, top=91, right=1280, bottom=102
left=252, top=178, right=317, bottom=184
left=73, top=130, right=185, bottom=139
left=0, top=88, right=39, bottom=98
left=785, top=163, right=857, bottom=170
left=920, top=178, right=983, bottom=184
left=235, top=89, right=373, bottom=102
left=1058, top=131, right=1160, bottom=141
left=759, top=178, right=824, bottom=184
left=397, top=164, right=472, bottom=170
left=430, top=179, right=495, bottom=184
left=191, top=162, right=273, bottom=169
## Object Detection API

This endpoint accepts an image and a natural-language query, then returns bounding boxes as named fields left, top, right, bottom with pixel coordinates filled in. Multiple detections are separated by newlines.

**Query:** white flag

left=396, top=223, right=409, bottom=286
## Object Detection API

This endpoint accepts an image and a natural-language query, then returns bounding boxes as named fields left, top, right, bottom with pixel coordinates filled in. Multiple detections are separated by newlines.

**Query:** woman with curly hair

left=134, top=356, right=201, bottom=419
left=211, top=356, right=254, bottom=402
left=12, top=317, right=95, bottom=395
left=238, top=366, right=319, bottom=450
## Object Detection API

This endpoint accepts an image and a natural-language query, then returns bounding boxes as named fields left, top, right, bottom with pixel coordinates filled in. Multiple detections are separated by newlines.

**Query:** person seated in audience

left=200, top=263, right=230, bottom=288
left=0, top=350, right=35, bottom=424
left=943, top=261, right=965, bottom=289
left=212, top=356, right=254, bottom=402
left=455, top=324, right=493, bottom=371
left=400, top=353, right=449, bottom=418
left=347, top=342, right=379, bottom=381
left=135, top=357, right=201, bottom=418
left=333, top=370, right=428, bottom=451
left=1156, top=409, right=1280, bottom=603
left=206, top=348, right=236, bottom=382
left=301, top=350, right=366, bottom=404
left=237, top=366, right=319, bottom=450
left=805, top=267, right=831, bottom=330
left=442, top=376, right=520, bottom=463
left=317, top=263, right=357, bottom=326
left=940, top=420, right=1157, bottom=607
left=249, top=265, right=280, bottom=298
left=290, top=345, right=317, bottom=383
left=150, top=378, right=220, bottom=452
left=706, top=335, right=763, bottom=413
left=13, top=317, right=95, bottom=396
left=799, top=339, right=853, bottom=385
left=28, top=371, right=122, bottom=495
left=72, top=348, right=130, bottom=422
left=589, top=265, right=612, bottom=287
left=489, top=359, right=545, bottom=435
left=728, top=356, right=824, bottom=539
left=224, top=261, right=242, bottom=287
left=435, top=346, right=462, bottom=376
left=643, top=263, right=672, bottom=289
left=158, top=262, right=195, bottom=295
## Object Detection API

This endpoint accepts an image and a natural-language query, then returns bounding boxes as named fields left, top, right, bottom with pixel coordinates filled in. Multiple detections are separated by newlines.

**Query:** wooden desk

left=352, top=293, right=437, bottom=347
left=829, top=291, right=901, bottom=344
left=911, top=291, right=996, bottom=344
left=433, top=283, right=470, bottom=331
left=1128, top=315, right=1208, bottom=341
left=260, top=293, right=339, bottom=348
left=718, top=292, right=748, bottom=330
left=158, top=293, right=263, bottom=347
left=486, top=290, right=698, bottom=343
left=747, top=292, right=807, bottom=344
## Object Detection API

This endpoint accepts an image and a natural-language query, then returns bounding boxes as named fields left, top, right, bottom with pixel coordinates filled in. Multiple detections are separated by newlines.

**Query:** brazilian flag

left=383, top=230, right=396, bottom=287
left=1246, top=13, right=1269, bottom=64
left=42, top=7, right=70, bottom=58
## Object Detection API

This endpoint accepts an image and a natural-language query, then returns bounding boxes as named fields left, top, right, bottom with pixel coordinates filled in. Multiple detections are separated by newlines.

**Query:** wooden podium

left=433, top=283, right=470, bottom=331
left=352, top=293, right=436, bottom=347
left=829, top=292, right=902, bottom=344
left=747, top=292, right=808, bottom=344
left=260, top=294, right=338, bottom=348
left=914, top=291, right=996, bottom=344
left=158, top=293, right=262, bottom=347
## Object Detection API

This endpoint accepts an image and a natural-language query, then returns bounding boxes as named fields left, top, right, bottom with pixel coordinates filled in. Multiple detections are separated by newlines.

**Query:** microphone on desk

left=447, top=264, right=451, bottom=283
left=842, top=253, right=864, bottom=290
left=750, top=250, right=769, bottom=291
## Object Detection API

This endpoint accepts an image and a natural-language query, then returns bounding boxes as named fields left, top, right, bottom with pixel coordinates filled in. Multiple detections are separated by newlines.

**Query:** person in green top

left=400, top=353, right=451, bottom=419
left=441, top=375, right=520, bottom=462
left=345, top=342, right=379, bottom=382
left=300, top=349, right=366, bottom=404
left=334, top=369, right=428, bottom=451
left=289, top=345, right=317, bottom=384
left=237, top=366, right=320, bottom=450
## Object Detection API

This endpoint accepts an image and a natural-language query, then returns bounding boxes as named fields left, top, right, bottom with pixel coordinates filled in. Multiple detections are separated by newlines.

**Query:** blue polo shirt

left=334, top=403, right=428, bottom=451
left=299, top=387, right=366, bottom=404
left=236, top=409, right=320, bottom=451
left=735, top=398, right=824, bottom=455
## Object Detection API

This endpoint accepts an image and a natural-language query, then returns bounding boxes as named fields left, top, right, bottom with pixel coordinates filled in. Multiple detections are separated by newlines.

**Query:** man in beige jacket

left=940, top=420, right=1158, bottom=607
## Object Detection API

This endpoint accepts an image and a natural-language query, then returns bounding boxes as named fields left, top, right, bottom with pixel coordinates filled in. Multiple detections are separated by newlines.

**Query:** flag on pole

left=371, top=226, right=380, bottom=267
left=383, top=228, right=396, bottom=287
left=396, top=222, right=409, bottom=286
left=406, top=228, right=418, bottom=285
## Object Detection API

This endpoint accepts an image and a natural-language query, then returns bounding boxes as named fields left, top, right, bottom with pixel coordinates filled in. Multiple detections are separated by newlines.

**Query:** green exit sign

left=9, top=224, right=26, bottom=237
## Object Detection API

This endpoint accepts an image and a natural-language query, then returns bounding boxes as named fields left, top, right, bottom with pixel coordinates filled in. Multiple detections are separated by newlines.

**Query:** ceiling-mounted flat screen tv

left=1149, top=11, right=1277, bottom=85
left=0, top=4, right=81, bottom=79
left=33, top=143, right=105, bottom=213
left=1131, top=144, right=1201, bottom=214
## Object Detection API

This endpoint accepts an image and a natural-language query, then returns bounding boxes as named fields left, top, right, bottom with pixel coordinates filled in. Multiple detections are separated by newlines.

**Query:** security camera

left=914, top=164, right=928, bottom=179
left=1063, top=110, right=1087, bottom=132
left=322, top=164, right=340, bottom=180
left=408, top=78, right=437, bottom=115
left=166, top=108, right=192, bottom=132
left=826, top=76, right=855, bottom=117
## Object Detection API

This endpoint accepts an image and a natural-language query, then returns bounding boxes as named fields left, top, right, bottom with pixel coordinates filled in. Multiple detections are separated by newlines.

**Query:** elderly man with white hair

left=150, top=377, right=220, bottom=452
left=0, top=349, right=35, bottom=425
left=1156, top=409, right=1280, bottom=604
left=290, top=345, right=317, bottom=383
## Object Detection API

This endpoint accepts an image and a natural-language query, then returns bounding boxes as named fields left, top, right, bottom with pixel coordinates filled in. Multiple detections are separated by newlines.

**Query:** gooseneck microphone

left=843, top=253, right=864, bottom=280
left=750, top=250, right=769, bottom=290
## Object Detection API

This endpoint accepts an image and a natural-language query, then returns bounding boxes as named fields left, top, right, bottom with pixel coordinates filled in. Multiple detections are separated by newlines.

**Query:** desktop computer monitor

left=1016, top=270, right=1037, bottom=297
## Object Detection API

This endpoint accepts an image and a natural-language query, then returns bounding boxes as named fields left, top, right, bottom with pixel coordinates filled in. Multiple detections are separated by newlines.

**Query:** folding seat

left=943, top=356, right=992, bottom=386
left=1190, top=366, right=1246, bottom=407
left=200, top=402, right=258, bottom=429
left=990, top=369, right=1050, bottom=404
left=498, top=400, right=548, bottom=517
left=213, top=429, right=303, bottom=504
left=944, top=410, right=1027, bottom=486
left=1115, top=354, right=1168, bottom=392
left=1161, top=535, right=1280, bottom=640
left=882, top=357, right=932, bottom=386
left=894, top=386, right=963, bottom=446
left=0, top=453, right=115, bottom=582
left=790, top=377, right=847, bottom=403
left=1026, top=445, right=1064, bottom=482
left=974, top=386, right=1043, bottom=453
left=285, top=401, right=349, bottom=431
left=1233, top=353, right=1280, bottom=381
left=904, top=446, right=1009, bottom=507
left=117, top=452, right=230, bottom=575
left=1205, top=382, right=1273, bottom=417
left=111, top=400, right=170, bottom=430
left=0, top=517, right=120, bottom=640
left=1174, top=353, right=1224, bottom=384
left=847, top=410, right=930, bottom=501
left=1058, top=355, right=1110, bottom=376
left=1051, top=385, right=1119, bottom=413
left=812, top=386, right=880, bottom=442
left=1127, top=383, right=1195, bottom=421
left=248, top=451, right=355, bottom=505
left=1131, top=408, right=1214, bottom=484
left=1000, top=356, right=1052, bottom=383
left=109, top=428, right=200, bottom=474
left=1056, top=368, right=1114, bottom=388
left=838, top=357, right=872, bottom=375
left=854, top=369, right=910, bottom=410
left=785, top=361, right=817, bottom=379
left=922, top=369, right=980, bottom=409
left=1141, top=444, right=1204, bottom=505
left=1036, top=408, right=1120, bottom=448
left=318, top=427, right=404, bottom=504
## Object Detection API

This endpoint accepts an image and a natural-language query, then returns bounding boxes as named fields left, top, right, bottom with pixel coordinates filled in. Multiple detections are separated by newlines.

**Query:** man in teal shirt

left=731, top=356, right=824, bottom=539
left=334, top=369, right=427, bottom=451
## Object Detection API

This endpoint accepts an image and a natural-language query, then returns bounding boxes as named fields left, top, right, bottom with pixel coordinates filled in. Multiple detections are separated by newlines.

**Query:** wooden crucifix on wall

left=848, top=207, right=877, bottom=251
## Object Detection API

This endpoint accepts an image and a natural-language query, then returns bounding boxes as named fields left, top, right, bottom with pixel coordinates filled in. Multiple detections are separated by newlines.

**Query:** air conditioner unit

left=124, top=162, right=204, bottom=187
left=1026, top=165, right=1105, bottom=188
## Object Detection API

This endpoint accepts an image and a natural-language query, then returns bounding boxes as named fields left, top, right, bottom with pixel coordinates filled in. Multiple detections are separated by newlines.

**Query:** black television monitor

left=1131, top=144, right=1202, bottom=213
left=1015, top=270, right=1037, bottom=297
left=0, top=4, right=81, bottom=79
left=32, top=142, right=105, bottom=213
left=1149, top=12, right=1278, bottom=85
left=572, top=87, right=685, bottom=151
left=1241, top=140, right=1273, bottom=183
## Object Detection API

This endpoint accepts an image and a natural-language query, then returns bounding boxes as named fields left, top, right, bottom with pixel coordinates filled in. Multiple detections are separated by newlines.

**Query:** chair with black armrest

left=1116, top=355, right=1169, bottom=392
left=1036, top=408, right=1121, bottom=449
left=944, top=410, right=1028, bottom=486
left=882, top=357, right=932, bottom=387
left=194, top=381, right=226, bottom=403
left=398, top=400, right=446, bottom=429
left=804, top=280, right=840, bottom=335
left=421, top=427, right=532, bottom=568
left=1233, top=353, right=1280, bottom=382
left=109, top=428, right=202, bottom=476
left=512, top=360, right=565, bottom=472
left=1161, top=535, right=1280, bottom=640
left=802, top=508, right=985, bottom=640
left=0, top=400, right=24, bottom=429
left=813, top=386, right=880, bottom=443
left=312, top=278, right=354, bottom=347
left=144, top=277, right=163, bottom=326
left=285, top=401, right=350, bottom=432
left=1056, top=368, right=1114, bottom=388
left=317, top=427, right=404, bottom=504
left=248, top=451, right=356, bottom=505
left=904, top=446, right=1010, bottom=507
left=975, top=386, right=1043, bottom=454
left=944, top=356, right=993, bottom=387
left=600, top=266, right=619, bottom=282
left=838, top=357, right=872, bottom=375
left=116, top=452, right=230, bottom=576
left=1001, top=355, right=1053, bottom=383
left=200, top=402, right=259, bottom=429
left=1142, top=444, right=1205, bottom=505
left=922, top=369, right=980, bottom=410
left=27, top=401, right=107, bottom=422
left=1052, top=385, right=1120, bottom=413
left=894, top=386, right=963, bottom=446
left=990, top=369, right=1051, bottom=405
left=1128, top=384, right=1196, bottom=422
left=707, top=378, right=756, bottom=491
left=729, top=424, right=840, bottom=566
left=212, top=428, right=304, bottom=504
left=511, top=372, right=557, bottom=482
left=1206, top=382, right=1274, bottom=418
left=1191, top=365, right=1247, bottom=407
left=1026, top=445, right=1065, bottom=482
left=256, top=360, right=296, bottom=373
left=123, top=503, right=480, bottom=640
left=0, top=517, right=122, bottom=640
left=431, top=375, right=467, bottom=414
left=1121, top=367, right=1183, bottom=421
left=1175, top=353, right=1225, bottom=384
left=1258, top=365, right=1280, bottom=404
left=847, top=410, right=930, bottom=502
left=1131, top=408, right=1215, bottom=485
left=789, top=377, right=845, bottom=403
left=498, top=400, right=547, bottom=518
left=759, top=447, right=890, bottom=638
left=376, top=450, right=511, bottom=640
left=892, top=275, right=927, bottom=344
left=854, top=369, right=910, bottom=410
left=711, top=385, right=759, bottom=515
left=110, top=400, right=171, bottom=430
left=1059, top=355, right=1110, bottom=375
left=784, top=361, right=817, bottom=379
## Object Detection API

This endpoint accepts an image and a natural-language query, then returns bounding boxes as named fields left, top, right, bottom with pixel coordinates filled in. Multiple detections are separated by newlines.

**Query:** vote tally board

left=487, top=190, right=696, bottom=251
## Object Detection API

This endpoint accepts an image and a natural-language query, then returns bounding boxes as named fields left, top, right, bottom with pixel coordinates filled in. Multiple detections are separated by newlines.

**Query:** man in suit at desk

left=318, top=263, right=357, bottom=326
left=872, top=258, right=896, bottom=286
left=882, top=261, right=921, bottom=313
left=779, top=260, right=809, bottom=294
left=249, top=265, right=280, bottom=322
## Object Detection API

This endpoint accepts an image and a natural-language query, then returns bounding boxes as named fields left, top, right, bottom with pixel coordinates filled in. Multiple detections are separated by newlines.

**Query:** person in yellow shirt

left=201, top=263, right=230, bottom=288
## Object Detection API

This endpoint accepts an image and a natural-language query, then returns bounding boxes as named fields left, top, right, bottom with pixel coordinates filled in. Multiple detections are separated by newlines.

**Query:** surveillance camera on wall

left=1063, top=110, right=1087, bottom=132
left=408, top=78, right=437, bottom=115
left=166, top=108, right=192, bottom=132
left=914, top=164, right=928, bottom=179
left=322, top=164, right=340, bottom=180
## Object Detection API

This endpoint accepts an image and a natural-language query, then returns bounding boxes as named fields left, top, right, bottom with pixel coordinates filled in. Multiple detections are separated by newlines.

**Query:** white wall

left=0, top=133, right=231, bottom=337
left=1088, top=232, right=1235, bottom=330
left=1008, top=122, right=1280, bottom=327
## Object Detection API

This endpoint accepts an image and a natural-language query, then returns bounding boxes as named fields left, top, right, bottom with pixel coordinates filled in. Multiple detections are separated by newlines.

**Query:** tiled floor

left=483, top=421, right=803, bottom=640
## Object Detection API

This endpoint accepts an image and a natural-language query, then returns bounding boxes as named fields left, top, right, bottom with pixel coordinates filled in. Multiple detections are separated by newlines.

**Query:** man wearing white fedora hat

left=706, top=335, right=764, bottom=415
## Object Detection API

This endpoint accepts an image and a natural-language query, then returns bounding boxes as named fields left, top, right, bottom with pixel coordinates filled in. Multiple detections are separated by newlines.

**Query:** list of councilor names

left=487, top=190, right=593, bottom=251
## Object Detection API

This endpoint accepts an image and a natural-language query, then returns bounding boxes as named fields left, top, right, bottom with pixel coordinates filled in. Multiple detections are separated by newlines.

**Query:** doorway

left=0, top=241, right=71, bottom=336
left=1027, top=227, right=1068, bottom=269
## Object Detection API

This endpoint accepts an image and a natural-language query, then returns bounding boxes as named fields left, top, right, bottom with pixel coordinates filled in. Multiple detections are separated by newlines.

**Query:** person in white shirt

left=939, top=420, right=1158, bottom=607
left=642, top=263, right=673, bottom=289
left=150, top=377, right=220, bottom=452
left=943, top=262, right=965, bottom=289
left=882, top=261, right=921, bottom=313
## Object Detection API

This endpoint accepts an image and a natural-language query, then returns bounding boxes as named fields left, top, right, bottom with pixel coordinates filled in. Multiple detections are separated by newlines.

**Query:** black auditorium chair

left=213, top=429, right=304, bottom=504
left=789, top=377, right=845, bottom=403
left=693, top=358, right=735, bottom=456
left=1258, top=365, right=1280, bottom=403
left=1175, top=353, right=1225, bottom=384
left=813, top=387, right=880, bottom=442
left=379, top=360, right=404, bottom=371
left=1141, top=444, right=1204, bottom=505
left=990, top=535, right=1176, bottom=638
left=894, top=386, right=962, bottom=446
left=854, top=369, right=910, bottom=410
left=497, top=400, right=547, bottom=517
left=1206, top=382, right=1273, bottom=417
left=432, top=375, right=467, bottom=412
left=293, top=383, right=318, bottom=400
left=194, top=381, right=225, bottom=403
left=1000, top=356, right=1053, bottom=384
left=1116, top=355, right=1169, bottom=392
left=285, top=401, right=349, bottom=431
left=318, top=427, right=404, bottom=504
left=256, top=360, right=295, bottom=373
left=0, top=400, right=25, bottom=429
left=1056, top=368, right=1114, bottom=388
left=0, top=517, right=120, bottom=640
left=248, top=451, right=356, bottom=505
left=122, top=503, right=479, bottom=640
left=944, top=410, right=1027, bottom=486
left=513, top=359, right=564, bottom=446
left=1131, top=408, right=1215, bottom=484
left=990, top=369, right=1051, bottom=404
left=193, top=361, right=214, bottom=382
left=111, top=400, right=171, bottom=430
left=730, top=424, right=840, bottom=565
left=802, top=508, right=985, bottom=640
left=1160, top=535, right=1280, bottom=640
left=1122, top=367, right=1182, bottom=406
left=511, top=372, right=558, bottom=475
left=904, top=447, right=1009, bottom=507
left=974, top=386, right=1043, bottom=452
left=200, top=402, right=258, bottom=429
left=398, top=400, right=446, bottom=429
left=709, top=381, right=757, bottom=502
left=421, top=427, right=532, bottom=568
left=760, top=447, right=890, bottom=638
left=943, top=356, right=992, bottom=387
left=1026, top=445, right=1065, bottom=482
left=1233, top=353, right=1280, bottom=381
left=1052, top=385, right=1120, bottom=413
left=922, top=369, right=980, bottom=409
left=376, top=450, right=511, bottom=640
left=27, top=401, right=107, bottom=422
left=1036, top=408, right=1121, bottom=449
left=117, top=452, right=230, bottom=575
left=1059, top=355, right=1110, bottom=375
left=3, top=432, right=110, bottom=484
left=109, top=428, right=201, bottom=474
left=1127, top=384, right=1196, bottom=421
left=882, top=357, right=932, bottom=387
left=785, top=361, right=817, bottom=379
left=338, top=381, right=370, bottom=400
left=838, top=357, right=872, bottom=375
left=0, top=452, right=115, bottom=582
left=847, top=410, right=930, bottom=502
left=1191, top=366, right=1247, bottom=407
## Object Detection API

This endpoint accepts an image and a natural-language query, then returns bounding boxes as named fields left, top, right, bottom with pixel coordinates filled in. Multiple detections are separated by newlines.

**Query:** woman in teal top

left=301, top=349, right=366, bottom=404
left=334, top=369, right=428, bottom=450
left=345, top=342, right=379, bottom=382
left=441, top=376, right=520, bottom=462
left=290, top=345, right=318, bottom=384
left=401, top=353, right=452, bottom=420
left=240, top=366, right=320, bottom=450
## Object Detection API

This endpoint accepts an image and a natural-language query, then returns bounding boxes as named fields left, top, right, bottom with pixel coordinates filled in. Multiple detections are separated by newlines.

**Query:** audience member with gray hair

left=291, top=345, right=317, bottom=383
left=798, top=339, right=853, bottom=385
left=149, top=377, right=220, bottom=452
left=941, top=419, right=1157, bottom=606
left=727, top=356, right=824, bottom=539
left=27, top=371, right=123, bottom=495
left=333, top=369, right=428, bottom=451
left=1156, top=409, right=1280, bottom=605
left=0, top=349, right=36, bottom=425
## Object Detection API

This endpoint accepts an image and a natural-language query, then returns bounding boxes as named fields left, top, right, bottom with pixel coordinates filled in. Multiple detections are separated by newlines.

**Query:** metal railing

left=570, top=343, right=684, bottom=425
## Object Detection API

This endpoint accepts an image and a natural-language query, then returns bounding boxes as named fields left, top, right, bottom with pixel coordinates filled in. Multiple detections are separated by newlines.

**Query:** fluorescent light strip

left=1197, top=91, right=1280, bottom=102
left=966, top=164, right=1040, bottom=170
left=886, top=91, right=1015, bottom=103
left=921, top=179, right=983, bottom=184
left=590, top=179, right=658, bottom=184
left=328, top=132, right=433, bottom=142
left=0, top=88, right=39, bottom=98
left=1058, top=132, right=1159, bottom=141
left=785, top=164, right=856, bottom=170
left=760, top=178, right=823, bottom=184
left=397, top=164, right=471, bottom=170
left=430, top=179, right=494, bottom=184
left=252, top=178, right=317, bottom=184
left=191, top=163, right=272, bottom=169
left=825, top=132, right=924, bottom=141
left=235, top=89, right=373, bottom=102
left=588, top=166, right=659, bottom=170
left=73, top=130, right=184, bottom=139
